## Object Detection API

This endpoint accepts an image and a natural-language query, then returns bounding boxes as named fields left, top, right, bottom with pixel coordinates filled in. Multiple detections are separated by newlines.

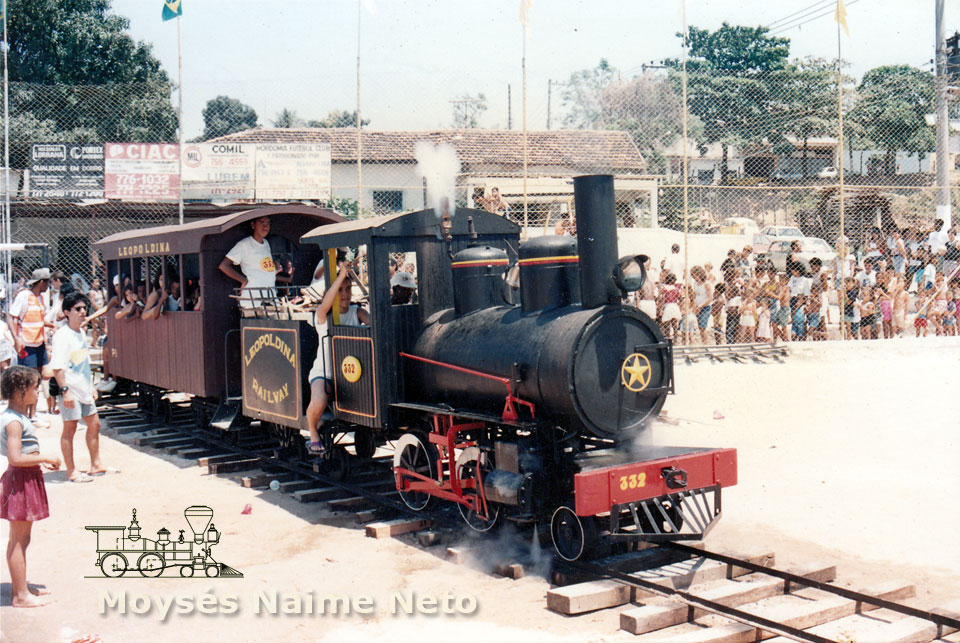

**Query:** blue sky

left=112, top=0, right=952, bottom=138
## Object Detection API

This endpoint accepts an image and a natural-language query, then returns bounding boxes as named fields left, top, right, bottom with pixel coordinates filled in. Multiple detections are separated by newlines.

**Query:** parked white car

left=766, top=237, right=837, bottom=274
left=817, top=166, right=838, bottom=178
left=760, top=225, right=804, bottom=238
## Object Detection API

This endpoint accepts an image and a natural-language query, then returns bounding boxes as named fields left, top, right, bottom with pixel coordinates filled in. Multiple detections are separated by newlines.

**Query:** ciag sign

left=105, top=143, right=180, bottom=201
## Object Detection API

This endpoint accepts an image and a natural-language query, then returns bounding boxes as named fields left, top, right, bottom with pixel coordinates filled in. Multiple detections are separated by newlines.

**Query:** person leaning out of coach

left=218, top=216, right=293, bottom=307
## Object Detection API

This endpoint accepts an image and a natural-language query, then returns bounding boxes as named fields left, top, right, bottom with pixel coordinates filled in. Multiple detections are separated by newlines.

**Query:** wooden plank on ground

left=365, top=518, right=431, bottom=539
left=548, top=580, right=633, bottom=615
left=494, top=563, right=525, bottom=579
left=133, top=431, right=180, bottom=446
left=197, top=453, right=245, bottom=467
left=294, top=487, right=349, bottom=503
left=619, top=564, right=837, bottom=633
left=327, top=495, right=373, bottom=510
left=176, top=448, right=216, bottom=459
left=207, top=458, right=261, bottom=474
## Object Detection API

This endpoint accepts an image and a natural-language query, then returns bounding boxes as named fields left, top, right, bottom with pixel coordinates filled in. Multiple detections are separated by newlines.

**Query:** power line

left=766, top=0, right=835, bottom=29
left=768, top=0, right=862, bottom=35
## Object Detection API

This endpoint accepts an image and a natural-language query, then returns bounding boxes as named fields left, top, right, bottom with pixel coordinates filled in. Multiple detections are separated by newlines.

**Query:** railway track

left=675, top=341, right=790, bottom=364
left=99, top=395, right=959, bottom=642
left=549, top=543, right=960, bottom=642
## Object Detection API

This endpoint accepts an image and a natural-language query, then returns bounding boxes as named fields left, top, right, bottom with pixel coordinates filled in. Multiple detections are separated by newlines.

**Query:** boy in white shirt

left=219, top=216, right=293, bottom=307
left=51, top=291, right=112, bottom=482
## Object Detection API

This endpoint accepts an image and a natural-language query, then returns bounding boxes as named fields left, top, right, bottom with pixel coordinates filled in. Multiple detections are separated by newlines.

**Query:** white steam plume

left=414, top=141, right=461, bottom=219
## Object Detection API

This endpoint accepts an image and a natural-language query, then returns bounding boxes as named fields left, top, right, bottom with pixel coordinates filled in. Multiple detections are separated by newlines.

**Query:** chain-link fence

left=3, top=9, right=958, bottom=342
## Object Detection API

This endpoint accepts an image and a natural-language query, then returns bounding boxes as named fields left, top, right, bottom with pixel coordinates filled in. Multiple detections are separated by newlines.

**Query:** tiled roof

left=205, top=128, right=646, bottom=170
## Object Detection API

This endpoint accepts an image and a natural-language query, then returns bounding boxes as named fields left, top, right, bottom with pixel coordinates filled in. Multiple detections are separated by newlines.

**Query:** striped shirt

left=0, top=409, right=40, bottom=456
left=9, top=290, right=46, bottom=347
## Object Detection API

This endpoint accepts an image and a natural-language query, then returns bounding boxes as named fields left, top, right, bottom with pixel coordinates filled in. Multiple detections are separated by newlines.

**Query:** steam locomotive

left=95, top=176, right=736, bottom=560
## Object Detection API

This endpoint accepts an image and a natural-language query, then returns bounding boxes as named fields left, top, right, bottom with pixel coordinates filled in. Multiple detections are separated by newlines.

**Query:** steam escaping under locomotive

left=95, top=175, right=736, bottom=561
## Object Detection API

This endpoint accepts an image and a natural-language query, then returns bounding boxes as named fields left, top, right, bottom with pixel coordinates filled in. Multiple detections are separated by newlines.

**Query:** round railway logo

left=620, top=353, right=652, bottom=392
left=341, top=355, right=362, bottom=383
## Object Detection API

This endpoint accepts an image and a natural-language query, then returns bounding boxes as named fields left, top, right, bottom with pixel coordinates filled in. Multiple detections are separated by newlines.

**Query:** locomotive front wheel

left=456, top=447, right=501, bottom=532
left=551, top=505, right=598, bottom=562
left=100, top=552, right=129, bottom=578
left=205, top=564, right=220, bottom=577
left=137, top=552, right=164, bottom=577
left=179, top=565, right=194, bottom=577
left=393, top=433, right=437, bottom=512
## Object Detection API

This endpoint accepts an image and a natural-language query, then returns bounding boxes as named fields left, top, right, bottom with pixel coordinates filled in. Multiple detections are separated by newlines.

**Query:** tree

left=307, top=109, right=369, bottom=128
left=272, top=108, right=304, bottom=128
left=668, top=23, right=791, bottom=181
left=4, top=0, right=177, bottom=166
left=561, top=59, right=616, bottom=129
left=849, top=65, right=935, bottom=175
left=779, top=57, right=841, bottom=179
left=560, top=61, right=698, bottom=173
left=201, top=96, right=257, bottom=140
left=450, top=94, right=488, bottom=129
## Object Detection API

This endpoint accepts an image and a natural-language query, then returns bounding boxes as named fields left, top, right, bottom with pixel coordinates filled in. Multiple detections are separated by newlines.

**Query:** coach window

left=329, top=244, right=369, bottom=326
left=164, top=255, right=182, bottom=310
left=182, top=253, right=201, bottom=311
left=147, top=256, right=163, bottom=296
left=128, top=258, right=146, bottom=311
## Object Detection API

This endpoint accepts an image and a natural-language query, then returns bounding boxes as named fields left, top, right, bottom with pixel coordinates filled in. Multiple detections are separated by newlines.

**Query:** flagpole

left=177, top=15, right=184, bottom=225
left=836, top=1, right=846, bottom=340
left=356, top=0, right=362, bottom=216
left=2, top=0, right=11, bottom=287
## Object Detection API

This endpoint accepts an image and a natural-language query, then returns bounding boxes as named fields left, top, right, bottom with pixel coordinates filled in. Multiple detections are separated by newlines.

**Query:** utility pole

left=507, top=84, right=512, bottom=130
left=547, top=79, right=551, bottom=130
left=935, top=0, right=952, bottom=228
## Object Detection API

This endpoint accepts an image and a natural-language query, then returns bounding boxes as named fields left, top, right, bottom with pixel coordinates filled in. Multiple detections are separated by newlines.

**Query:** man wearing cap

left=390, top=271, right=417, bottom=305
left=7, top=268, right=52, bottom=419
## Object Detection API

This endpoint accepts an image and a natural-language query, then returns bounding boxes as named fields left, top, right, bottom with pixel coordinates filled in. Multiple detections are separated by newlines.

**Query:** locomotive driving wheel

left=455, top=447, right=501, bottom=532
left=551, top=505, right=599, bottom=562
left=317, top=445, right=351, bottom=481
left=393, top=432, right=437, bottom=511
left=137, top=552, right=164, bottom=577
left=100, top=552, right=129, bottom=578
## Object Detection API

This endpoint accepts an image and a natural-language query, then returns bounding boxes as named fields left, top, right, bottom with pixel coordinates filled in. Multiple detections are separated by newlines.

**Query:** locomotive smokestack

left=573, top=175, right=619, bottom=309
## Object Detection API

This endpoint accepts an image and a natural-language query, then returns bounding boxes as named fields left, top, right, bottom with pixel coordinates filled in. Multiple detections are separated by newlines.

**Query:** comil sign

left=105, top=143, right=180, bottom=201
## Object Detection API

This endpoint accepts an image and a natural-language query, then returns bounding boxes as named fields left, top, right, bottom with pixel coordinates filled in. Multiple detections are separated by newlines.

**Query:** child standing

left=739, top=288, right=757, bottom=343
left=658, top=273, right=682, bottom=342
left=791, top=294, right=807, bottom=340
left=879, top=288, right=893, bottom=339
left=756, top=301, right=772, bottom=343
left=914, top=291, right=929, bottom=337
left=1, top=365, right=61, bottom=608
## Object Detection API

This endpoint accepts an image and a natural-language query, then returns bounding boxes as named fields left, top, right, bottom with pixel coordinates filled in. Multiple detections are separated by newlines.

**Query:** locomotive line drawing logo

left=85, top=507, right=242, bottom=578
left=620, top=353, right=652, bottom=392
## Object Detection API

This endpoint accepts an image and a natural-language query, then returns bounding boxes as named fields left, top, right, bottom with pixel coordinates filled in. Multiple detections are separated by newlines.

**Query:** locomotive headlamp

left=613, top=254, right=649, bottom=293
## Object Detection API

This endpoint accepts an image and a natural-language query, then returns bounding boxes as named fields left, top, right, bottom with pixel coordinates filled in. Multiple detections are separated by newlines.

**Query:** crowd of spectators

left=634, top=223, right=960, bottom=344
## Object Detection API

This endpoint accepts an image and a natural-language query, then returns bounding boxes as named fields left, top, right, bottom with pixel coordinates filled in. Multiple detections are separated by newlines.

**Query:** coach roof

left=95, top=204, right=342, bottom=259
left=300, top=207, right=519, bottom=248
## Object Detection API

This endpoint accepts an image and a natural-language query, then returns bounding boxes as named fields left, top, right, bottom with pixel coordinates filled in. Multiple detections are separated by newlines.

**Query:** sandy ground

left=1, top=337, right=958, bottom=643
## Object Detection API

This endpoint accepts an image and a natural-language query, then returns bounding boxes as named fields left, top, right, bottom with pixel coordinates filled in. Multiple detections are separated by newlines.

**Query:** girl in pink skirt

left=2, top=365, right=61, bottom=607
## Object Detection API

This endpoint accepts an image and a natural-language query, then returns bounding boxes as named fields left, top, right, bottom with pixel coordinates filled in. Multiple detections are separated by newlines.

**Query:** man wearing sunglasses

left=50, top=292, right=113, bottom=483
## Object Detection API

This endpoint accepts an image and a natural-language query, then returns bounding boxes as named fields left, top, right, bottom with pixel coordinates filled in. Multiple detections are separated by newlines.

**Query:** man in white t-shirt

left=219, top=216, right=292, bottom=307
left=52, top=291, right=112, bottom=482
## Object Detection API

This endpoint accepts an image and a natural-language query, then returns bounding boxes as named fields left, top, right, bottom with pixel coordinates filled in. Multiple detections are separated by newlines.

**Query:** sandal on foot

left=68, top=473, right=94, bottom=483
left=306, top=440, right=326, bottom=456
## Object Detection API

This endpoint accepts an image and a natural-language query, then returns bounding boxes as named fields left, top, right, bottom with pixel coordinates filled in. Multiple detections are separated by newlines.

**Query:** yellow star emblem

left=620, top=353, right=652, bottom=392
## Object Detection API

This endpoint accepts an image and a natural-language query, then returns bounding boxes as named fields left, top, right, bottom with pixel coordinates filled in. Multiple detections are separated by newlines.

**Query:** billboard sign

left=29, top=144, right=104, bottom=199
left=254, top=143, right=332, bottom=201
left=104, top=143, right=180, bottom=201
left=181, top=143, right=255, bottom=201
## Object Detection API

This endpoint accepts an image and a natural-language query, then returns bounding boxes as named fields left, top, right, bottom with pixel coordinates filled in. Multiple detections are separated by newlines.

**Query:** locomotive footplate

left=573, top=446, right=737, bottom=540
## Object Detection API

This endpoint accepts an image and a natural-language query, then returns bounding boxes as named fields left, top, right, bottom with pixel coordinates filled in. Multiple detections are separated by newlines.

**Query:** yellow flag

left=834, top=0, right=850, bottom=37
